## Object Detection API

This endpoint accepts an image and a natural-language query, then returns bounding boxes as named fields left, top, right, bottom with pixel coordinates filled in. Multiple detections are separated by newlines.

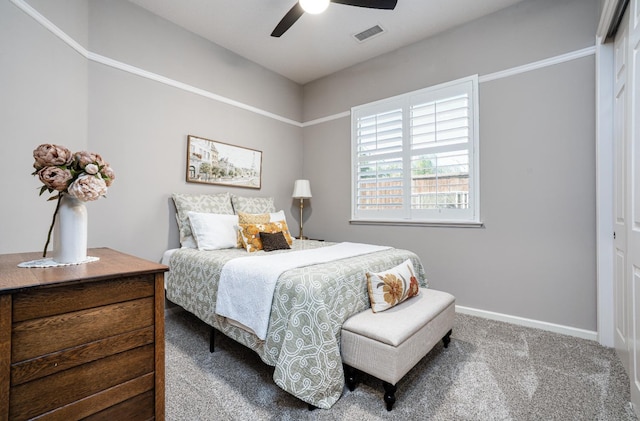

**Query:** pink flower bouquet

left=32, top=144, right=115, bottom=256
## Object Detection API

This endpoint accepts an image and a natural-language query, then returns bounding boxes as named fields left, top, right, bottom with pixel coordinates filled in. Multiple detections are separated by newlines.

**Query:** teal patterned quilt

left=165, top=240, right=427, bottom=409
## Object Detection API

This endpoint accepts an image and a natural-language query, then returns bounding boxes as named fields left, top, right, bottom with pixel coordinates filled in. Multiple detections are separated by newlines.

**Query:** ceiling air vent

left=353, top=24, right=385, bottom=43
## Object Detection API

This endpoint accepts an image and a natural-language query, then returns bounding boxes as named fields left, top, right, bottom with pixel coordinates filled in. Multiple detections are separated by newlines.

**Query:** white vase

left=53, top=194, right=88, bottom=264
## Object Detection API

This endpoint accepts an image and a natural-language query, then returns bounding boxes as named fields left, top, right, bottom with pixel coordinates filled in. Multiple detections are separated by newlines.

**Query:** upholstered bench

left=340, top=287, right=455, bottom=411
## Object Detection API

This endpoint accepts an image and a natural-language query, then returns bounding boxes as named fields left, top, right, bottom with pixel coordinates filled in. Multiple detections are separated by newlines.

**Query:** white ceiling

left=127, top=0, right=525, bottom=85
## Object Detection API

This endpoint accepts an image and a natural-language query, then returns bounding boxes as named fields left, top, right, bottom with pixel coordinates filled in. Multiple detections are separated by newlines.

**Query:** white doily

left=18, top=256, right=100, bottom=268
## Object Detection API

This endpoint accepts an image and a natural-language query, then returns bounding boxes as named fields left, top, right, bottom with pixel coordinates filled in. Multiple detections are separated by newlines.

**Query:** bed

left=164, top=193, right=428, bottom=409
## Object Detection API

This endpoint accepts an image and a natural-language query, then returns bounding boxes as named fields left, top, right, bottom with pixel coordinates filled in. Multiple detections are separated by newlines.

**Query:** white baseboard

left=455, top=305, right=598, bottom=342
left=163, top=301, right=598, bottom=342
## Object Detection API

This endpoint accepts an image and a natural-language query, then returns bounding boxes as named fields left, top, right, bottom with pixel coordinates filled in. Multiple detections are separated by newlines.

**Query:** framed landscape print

left=186, top=135, right=262, bottom=189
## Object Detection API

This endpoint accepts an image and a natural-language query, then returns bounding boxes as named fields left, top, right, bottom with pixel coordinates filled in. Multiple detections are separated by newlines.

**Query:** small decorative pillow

left=238, top=221, right=294, bottom=252
left=236, top=210, right=291, bottom=248
left=259, top=231, right=291, bottom=252
left=187, top=212, right=238, bottom=251
left=237, top=211, right=270, bottom=224
left=366, top=259, right=420, bottom=313
left=236, top=211, right=270, bottom=247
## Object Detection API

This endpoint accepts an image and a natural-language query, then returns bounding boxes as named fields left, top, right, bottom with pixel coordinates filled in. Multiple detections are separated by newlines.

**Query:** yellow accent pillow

left=236, top=211, right=271, bottom=247
left=237, top=211, right=270, bottom=224
left=236, top=210, right=291, bottom=248
left=366, top=259, right=420, bottom=313
left=238, top=221, right=294, bottom=252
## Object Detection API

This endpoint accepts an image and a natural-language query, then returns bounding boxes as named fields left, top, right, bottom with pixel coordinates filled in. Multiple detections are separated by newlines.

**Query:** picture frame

left=186, top=135, right=262, bottom=189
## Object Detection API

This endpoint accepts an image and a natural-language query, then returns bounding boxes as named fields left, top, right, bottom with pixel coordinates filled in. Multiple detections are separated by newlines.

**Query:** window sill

left=349, top=219, right=484, bottom=228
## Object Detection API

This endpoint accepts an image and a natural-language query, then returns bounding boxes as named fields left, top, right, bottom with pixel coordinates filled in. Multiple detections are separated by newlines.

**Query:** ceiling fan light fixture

left=299, top=0, right=330, bottom=15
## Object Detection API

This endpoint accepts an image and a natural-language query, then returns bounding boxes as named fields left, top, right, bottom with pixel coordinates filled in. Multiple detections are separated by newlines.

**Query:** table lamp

left=292, top=179, right=312, bottom=239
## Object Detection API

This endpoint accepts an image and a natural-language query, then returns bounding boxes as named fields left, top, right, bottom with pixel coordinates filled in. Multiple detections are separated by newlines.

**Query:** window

left=351, top=75, right=479, bottom=225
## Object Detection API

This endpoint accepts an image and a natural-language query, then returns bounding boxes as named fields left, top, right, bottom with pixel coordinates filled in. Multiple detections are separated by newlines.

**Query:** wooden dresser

left=0, top=248, right=168, bottom=420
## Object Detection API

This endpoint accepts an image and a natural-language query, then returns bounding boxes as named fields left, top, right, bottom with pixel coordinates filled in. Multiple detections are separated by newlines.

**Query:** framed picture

left=186, top=135, right=262, bottom=189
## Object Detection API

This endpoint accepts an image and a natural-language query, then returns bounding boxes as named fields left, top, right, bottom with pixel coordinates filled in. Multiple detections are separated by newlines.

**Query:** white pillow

left=269, top=210, right=286, bottom=223
left=187, top=212, right=239, bottom=251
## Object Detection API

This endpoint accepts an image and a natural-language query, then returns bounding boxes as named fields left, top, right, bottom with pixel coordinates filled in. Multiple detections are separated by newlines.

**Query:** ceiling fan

left=271, top=0, right=398, bottom=37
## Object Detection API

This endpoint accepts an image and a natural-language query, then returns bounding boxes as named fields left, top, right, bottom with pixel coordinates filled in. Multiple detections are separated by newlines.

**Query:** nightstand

left=0, top=248, right=168, bottom=420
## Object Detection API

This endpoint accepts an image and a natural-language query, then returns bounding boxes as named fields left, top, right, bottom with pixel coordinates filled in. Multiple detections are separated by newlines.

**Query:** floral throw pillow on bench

left=366, top=259, right=420, bottom=313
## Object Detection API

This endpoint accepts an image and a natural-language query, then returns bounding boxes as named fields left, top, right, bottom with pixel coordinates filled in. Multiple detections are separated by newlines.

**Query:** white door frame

left=595, top=0, right=618, bottom=348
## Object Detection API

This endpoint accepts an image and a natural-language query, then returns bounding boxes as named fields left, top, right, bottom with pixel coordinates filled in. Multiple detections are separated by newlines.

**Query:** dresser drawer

left=83, top=389, right=155, bottom=421
left=12, top=275, right=155, bottom=322
left=11, top=326, right=155, bottom=385
left=12, top=296, right=154, bottom=362
left=9, top=344, right=155, bottom=420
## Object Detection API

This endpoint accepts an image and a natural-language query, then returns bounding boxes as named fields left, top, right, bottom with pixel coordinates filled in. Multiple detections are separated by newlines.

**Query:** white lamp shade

left=300, top=0, right=330, bottom=14
left=292, top=179, right=312, bottom=198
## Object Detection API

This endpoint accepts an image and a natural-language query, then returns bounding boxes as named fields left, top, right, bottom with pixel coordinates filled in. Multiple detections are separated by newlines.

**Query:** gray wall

left=0, top=0, right=303, bottom=262
left=301, top=0, right=599, bottom=331
left=0, top=0, right=89, bottom=256
left=0, top=0, right=600, bottom=332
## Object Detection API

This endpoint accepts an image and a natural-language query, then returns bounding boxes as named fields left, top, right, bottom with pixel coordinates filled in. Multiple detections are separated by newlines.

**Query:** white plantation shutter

left=352, top=76, right=479, bottom=223
left=354, top=103, right=405, bottom=216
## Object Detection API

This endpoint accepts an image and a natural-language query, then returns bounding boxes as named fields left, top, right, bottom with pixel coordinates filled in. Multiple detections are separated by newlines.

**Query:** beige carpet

left=165, top=309, right=637, bottom=420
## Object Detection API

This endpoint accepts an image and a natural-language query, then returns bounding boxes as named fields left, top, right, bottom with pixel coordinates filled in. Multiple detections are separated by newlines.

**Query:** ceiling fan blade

left=331, top=0, right=397, bottom=9
left=271, top=3, right=305, bottom=37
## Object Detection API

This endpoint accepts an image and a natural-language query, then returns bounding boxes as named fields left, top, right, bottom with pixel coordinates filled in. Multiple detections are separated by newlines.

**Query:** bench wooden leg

left=442, top=329, right=452, bottom=348
left=344, top=364, right=358, bottom=391
left=383, top=381, right=397, bottom=411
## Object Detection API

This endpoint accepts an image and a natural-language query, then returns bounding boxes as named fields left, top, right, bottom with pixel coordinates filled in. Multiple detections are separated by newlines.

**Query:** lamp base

left=296, top=236, right=309, bottom=240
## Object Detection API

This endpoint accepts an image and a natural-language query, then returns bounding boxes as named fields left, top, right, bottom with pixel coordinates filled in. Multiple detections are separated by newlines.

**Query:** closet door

left=627, top=0, right=640, bottom=410
left=613, top=6, right=629, bottom=373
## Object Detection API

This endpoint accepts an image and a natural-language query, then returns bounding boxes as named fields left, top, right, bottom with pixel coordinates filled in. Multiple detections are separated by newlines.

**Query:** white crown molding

left=478, top=46, right=596, bottom=84
left=87, top=51, right=302, bottom=127
left=10, top=0, right=303, bottom=128
left=10, top=0, right=89, bottom=58
left=301, top=111, right=351, bottom=127
left=307, top=46, right=596, bottom=126
left=10, top=0, right=596, bottom=129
